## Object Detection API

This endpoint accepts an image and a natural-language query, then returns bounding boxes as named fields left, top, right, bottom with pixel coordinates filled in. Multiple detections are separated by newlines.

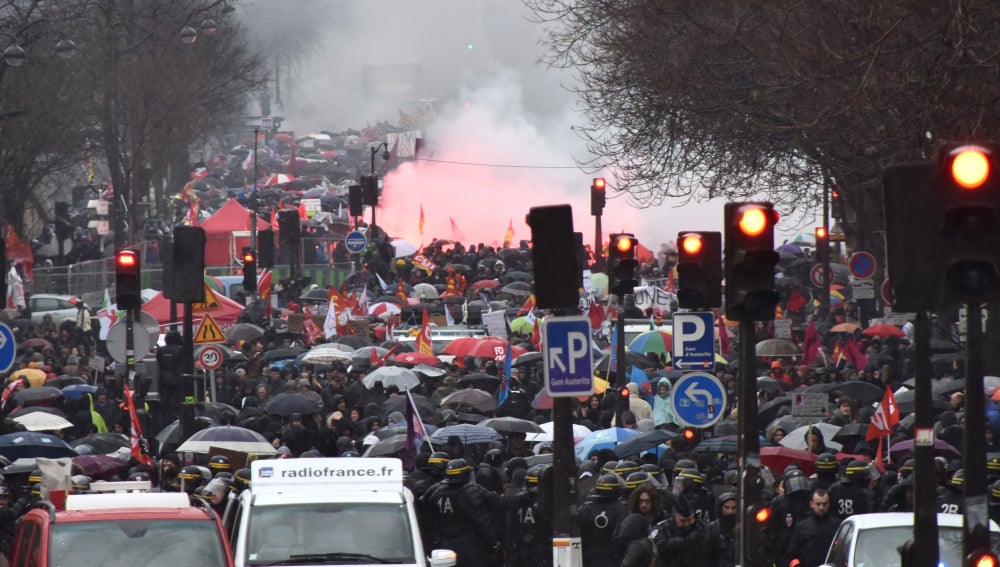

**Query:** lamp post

left=368, top=142, right=389, bottom=232
left=249, top=127, right=259, bottom=303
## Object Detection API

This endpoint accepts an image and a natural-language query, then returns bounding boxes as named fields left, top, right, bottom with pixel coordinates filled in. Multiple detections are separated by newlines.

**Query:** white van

left=230, top=458, right=456, bottom=567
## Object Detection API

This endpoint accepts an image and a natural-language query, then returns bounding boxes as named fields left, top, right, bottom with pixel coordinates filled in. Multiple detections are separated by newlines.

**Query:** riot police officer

left=938, top=469, right=965, bottom=514
left=506, top=464, right=552, bottom=567
left=827, top=460, right=876, bottom=517
left=420, top=458, right=499, bottom=567
left=578, top=473, right=629, bottom=566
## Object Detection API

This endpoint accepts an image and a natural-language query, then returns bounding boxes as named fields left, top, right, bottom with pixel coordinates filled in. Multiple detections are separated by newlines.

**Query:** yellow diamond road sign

left=193, top=313, right=226, bottom=345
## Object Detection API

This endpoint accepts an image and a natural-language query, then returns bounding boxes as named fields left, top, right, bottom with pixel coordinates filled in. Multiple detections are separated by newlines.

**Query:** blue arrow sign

left=672, top=312, right=716, bottom=371
left=543, top=316, right=594, bottom=397
left=344, top=230, right=367, bottom=254
left=0, top=323, right=16, bottom=374
left=670, top=371, right=727, bottom=428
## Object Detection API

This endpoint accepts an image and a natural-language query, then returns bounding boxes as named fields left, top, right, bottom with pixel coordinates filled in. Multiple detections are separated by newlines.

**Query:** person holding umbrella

left=652, top=378, right=678, bottom=427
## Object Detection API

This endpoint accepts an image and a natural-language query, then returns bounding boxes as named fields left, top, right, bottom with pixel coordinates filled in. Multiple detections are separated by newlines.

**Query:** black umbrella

left=478, top=416, right=543, bottom=434
left=364, top=434, right=409, bottom=457
left=594, top=351, right=656, bottom=376
left=894, top=389, right=950, bottom=414
left=261, top=347, right=304, bottom=364
left=381, top=393, right=435, bottom=420
left=14, top=387, right=63, bottom=404
left=380, top=340, right=415, bottom=353
left=70, top=432, right=130, bottom=454
left=9, top=406, right=69, bottom=419
left=264, top=393, right=322, bottom=416
left=0, top=432, right=76, bottom=460
left=756, top=396, right=793, bottom=428
left=195, top=402, right=240, bottom=423
left=225, top=323, right=265, bottom=343
left=457, top=373, right=501, bottom=391
left=832, top=423, right=869, bottom=443
left=934, top=378, right=965, bottom=396
left=513, top=352, right=542, bottom=366
left=757, top=376, right=785, bottom=392
left=929, top=338, right=962, bottom=354
left=440, top=389, right=497, bottom=412
left=332, top=335, right=372, bottom=349
left=155, top=417, right=216, bottom=452
left=828, top=381, right=884, bottom=405
left=614, top=428, right=678, bottom=458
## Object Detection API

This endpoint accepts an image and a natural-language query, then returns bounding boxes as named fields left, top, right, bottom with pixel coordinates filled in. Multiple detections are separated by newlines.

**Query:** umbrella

left=863, top=323, right=905, bottom=338
left=391, top=351, right=440, bottom=366
left=929, top=338, right=962, bottom=354
left=441, top=388, right=497, bottom=412
left=442, top=336, right=495, bottom=358
left=613, top=428, right=678, bottom=458
left=47, top=375, right=87, bottom=389
left=479, top=416, right=543, bottom=434
left=757, top=396, right=793, bottom=427
left=894, top=389, right=950, bottom=414
left=594, top=351, right=656, bottom=376
left=10, top=369, right=46, bottom=387
left=830, top=323, right=861, bottom=333
left=513, top=352, right=543, bottom=366
left=889, top=438, right=961, bottom=461
left=0, top=432, right=76, bottom=460
left=331, top=335, right=372, bottom=349
left=12, top=412, right=73, bottom=432
left=499, top=283, right=532, bottom=298
left=362, top=366, right=420, bottom=390
left=225, top=323, right=265, bottom=342
left=760, top=446, right=817, bottom=476
left=411, top=283, right=439, bottom=299
left=354, top=346, right=389, bottom=361
left=510, top=316, right=534, bottom=334
left=756, top=339, right=801, bottom=357
left=574, top=427, right=641, bottom=460
left=757, top=376, right=786, bottom=392
left=363, top=434, right=410, bottom=457
left=381, top=393, right=436, bottom=420
left=195, top=402, right=240, bottom=423
left=694, top=435, right=745, bottom=454
left=464, top=339, right=527, bottom=360
left=261, top=347, right=305, bottom=364
left=263, top=173, right=296, bottom=186
left=176, top=425, right=278, bottom=454
left=154, top=417, right=217, bottom=449
left=60, top=384, right=98, bottom=400
left=71, top=454, right=129, bottom=481
left=526, top=422, right=592, bottom=444
left=264, top=393, right=322, bottom=416
left=457, top=373, right=501, bottom=390
left=301, top=345, right=355, bottom=365
left=832, top=423, right=869, bottom=444
left=18, top=338, right=53, bottom=352
left=828, top=381, right=884, bottom=405
left=14, top=386, right=63, bottom=404
left=369, top=302, right=403, bottom=320
left=779, top=423, right=843, bottom=451
left=391, top=239, right=418, bottom=258
left=471, top=280, right=500, bottom=291
left=430, top=424, right=503, bottom=445
left=776, top=244, right=804, bottom=256
left=70, top=433, right=129, bottom=455
left=627, top=331, right=674, bottom=356
left=413, top=364, right=446, bottom=377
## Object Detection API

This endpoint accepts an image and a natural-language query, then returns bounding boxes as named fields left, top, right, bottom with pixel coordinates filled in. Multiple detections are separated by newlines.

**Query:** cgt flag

left=415, top=307, right=433, bottom=355
left=866, top=385, right=900, bottom=441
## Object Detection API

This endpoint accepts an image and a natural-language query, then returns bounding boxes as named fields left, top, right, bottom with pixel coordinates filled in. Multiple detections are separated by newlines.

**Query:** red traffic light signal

left=242, top=249, right=256, bottom=264
left=620, top=385, right=629, bottom=399
left=676, top=231, right=721, bottom=309
left=607, top=233, right=638, bottom=296
left=591, top=178, right=607, bottom=216
left=593, top=178, right=606, bottom=190
left=815, top=226, right=827, bottom=239
left=968, top=550, right=999, bottom=567
left=115, top=248, right=141, bottom=310
left=242, top=247, right=258, bottom=296
left=951, top=148, right=991, bottom=189
left=724, top=202, right=780, bottom=321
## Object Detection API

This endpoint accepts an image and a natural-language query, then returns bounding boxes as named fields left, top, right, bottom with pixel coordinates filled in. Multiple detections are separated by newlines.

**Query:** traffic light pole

left=551, top=305, right=581, bottom=566
left=249, top=127, right=259, bottom=304
left=594, top=213, right=603, bottom=272
left=964, top=304, right=991, bottom=559
left=737, top=318, right=763, bottom=567
left=910, top=311, right=940, bottom=567
left=613, top=305, right=627, bottom=426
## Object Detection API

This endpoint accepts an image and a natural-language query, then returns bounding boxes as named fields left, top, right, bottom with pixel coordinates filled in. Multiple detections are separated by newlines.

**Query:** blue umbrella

left=0, top=432, right=77, bottom=460
left=61, top=384, right=98, bottom=400
left=574, top=427, right=641, bottom=460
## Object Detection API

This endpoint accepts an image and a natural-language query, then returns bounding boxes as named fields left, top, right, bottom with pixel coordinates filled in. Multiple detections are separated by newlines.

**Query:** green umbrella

left=511, top=316, right=534, bottom=334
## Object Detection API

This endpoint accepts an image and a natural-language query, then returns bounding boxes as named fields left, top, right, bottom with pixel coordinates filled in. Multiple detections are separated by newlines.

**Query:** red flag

left=257, top=270, right=273, bottom=302
left=415, top=308, right=433, bottom=355
left=588, top=299, right=606, bottom=330
left=664, top=268, right=676, bottom=294
left=449, top=217, right=466, bottom=242
left=843, top=337, right=868, bottom=370
left=717, top=312, right=730, bottom=357
left=503, top=219, right=514, bottom=248
left=301, top=307, right=323, bottom=345
left=395, top=280, right=409, bottom=303
left=327, top=286, right=351, bottom=312
left=270, top=209, right=279, bottom=232
left=866, top=385, right=900, bottom=441
left=531, top=317, right=541, bottom=350
left=517, top=294, right=536, bottom=317
left=403, top=388, right=428, bottom=470
left=122, top=383, right=154, bottom=468
left=873, top=439, right=885, bottom=472
left=802, top=319, right=820, bottom=365
left=831, top=340, right=844, bottom=365
left=418, top=206, right=425, bottom=238
left=370, top=346, right=380, bottom=368
left=787, top=288, right=808, bottom=312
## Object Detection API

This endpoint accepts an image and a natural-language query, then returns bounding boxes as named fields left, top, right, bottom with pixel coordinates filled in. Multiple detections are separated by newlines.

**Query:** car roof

left=41, top=506, right=215, bottom=524
left=843, top=512, right=998, bottom=531
left=30, top=294, right=76, bottom=301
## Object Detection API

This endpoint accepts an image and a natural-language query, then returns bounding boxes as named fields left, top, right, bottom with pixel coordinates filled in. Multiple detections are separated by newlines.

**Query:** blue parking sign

left=672, top=312, right=716, bottom=371
left=543, top=316, right=593, bottom=397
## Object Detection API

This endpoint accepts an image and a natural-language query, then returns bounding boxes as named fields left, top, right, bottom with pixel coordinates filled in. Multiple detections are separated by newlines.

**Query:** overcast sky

left=244, top=0, right=818, bottom=250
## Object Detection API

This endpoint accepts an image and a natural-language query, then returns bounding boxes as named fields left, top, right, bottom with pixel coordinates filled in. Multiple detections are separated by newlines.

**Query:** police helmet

left=991, top=480, right=1000, bottom=500
left=784, top=470, right=811, bottom=494
left=601, top=460, right=619, bottom=475
left=845, top=460, right=869, bottom=480
left=484, top=449, right=504, bottom=468
left=639, top=463, right=665, bottom=484
left=526, top=464, right=550, bottom=488
left=674, top=459, right=696, bottom=473
left=71, top=475, right=92, bottom=493
left=625, top=471, right=652, bottom=491
left=179, top=465, right=204, bottom=494
left=28, top=469, right=42, bottom=486
left=192, top=486, right=208, bottom=501
left=900, top=459, right=916, bottom=475
left=615, top=460, right=639, bottom=478
left=30, top=483, right=41, bottom=498
left=950, top=469, right=965, bottom=487
left=815, top=453, right=839, bottom=472
left=445, top=459, right=472, bottom=484
left=595, top=473, right=626, bottom=497
left=203, top=478, right=230, bottom=505
left=234, top=468, right=251, bottom=492
left=428, top=452, right=452, bottom=475
left=677, top=468, right=704, bottom=486
left=209, top=455, right=231, bottom=473
left=989, top=457, right=1000, bottom=472
left=128, top=471, right=151, bottom=483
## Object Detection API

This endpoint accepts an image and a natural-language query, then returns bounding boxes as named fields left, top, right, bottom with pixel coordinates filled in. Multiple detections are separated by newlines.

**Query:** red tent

left=141, top=288, right=246, bottom=329
left=200, top=199, right=269, bottom=266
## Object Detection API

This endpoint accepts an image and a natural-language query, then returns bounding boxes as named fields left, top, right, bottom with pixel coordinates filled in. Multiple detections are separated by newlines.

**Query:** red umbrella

left=391, top=352, right=440, bottom=366
left=262, top=173, right=296, bottom=186
left=471, top=280, right=500, bottom=291
left=863, top=323, right=905, bottom=338
left=442, top=336, right=484, bottom=358
left=273, top=133, right=294, bottom=144
left=465, top=338, right=528, bottom=360
left=760, top=445, right=817, bottom=476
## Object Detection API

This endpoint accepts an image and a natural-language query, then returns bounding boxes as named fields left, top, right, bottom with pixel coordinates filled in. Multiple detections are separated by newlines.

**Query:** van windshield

left=49, top=519, right=228, bottom=567
left=853, top=525, right=1000, bottom=567
left=245, top=502, right=416, bottom=565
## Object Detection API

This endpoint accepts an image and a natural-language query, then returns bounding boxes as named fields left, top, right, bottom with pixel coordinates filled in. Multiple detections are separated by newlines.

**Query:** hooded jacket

left=652, top=377, right=677, bottom=426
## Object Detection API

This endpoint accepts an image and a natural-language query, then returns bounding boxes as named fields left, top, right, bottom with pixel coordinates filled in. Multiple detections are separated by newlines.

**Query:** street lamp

left=367, top=142, right=390, bottom=231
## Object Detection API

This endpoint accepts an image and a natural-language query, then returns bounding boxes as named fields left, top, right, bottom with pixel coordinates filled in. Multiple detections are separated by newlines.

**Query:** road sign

left=881, top=278, right=893, bottom=306
left=0, top=323, right=16, bottom=374
left=543, top=316, right=594, bottom=397
left=809, top=264, right=832, bottom=287
left=192, top=284, right=223, bottom=311
left=106, top=320, right=152, bottom=364
left=852, top=278, right=875, bottom=299
left=198, top=345, right=224, bottom=370
left=344, top=230, right=367, bottom=254
left=194, top=314, right=227, bottom=344
left=670, top=371, right=727, bottom=428
left=137, top=311, right=161, bottom=346
left=671, top=312, right=715, bottom=371
left=848, top=252, right=877, bottom=279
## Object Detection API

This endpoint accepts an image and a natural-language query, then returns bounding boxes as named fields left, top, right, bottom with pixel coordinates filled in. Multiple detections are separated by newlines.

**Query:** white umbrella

left=12, top=412, right=73, bottom=432
left=779, top=422, right=843, bottom=452
left=176, top=426, right=277, bottom=455
left=391, top=239, right=418, bottom=258
left=527, top=421, right=592, bottom=444
left=362, top=366, right=420, bottom=390
left=410, top=282, right=439, bottom=299
left=302, top=344, right=355, bottom=365
left=368, top=302, right=403, bottom=320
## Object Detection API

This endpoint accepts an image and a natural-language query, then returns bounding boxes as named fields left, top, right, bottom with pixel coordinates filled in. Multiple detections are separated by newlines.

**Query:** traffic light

left=54, top=202, right=74, bottom=241
left=672, top=427, right=702, bottom=452
left=348, top=184, right=364, bottom=217
left=724, top=202, right=780, bottom=321
left=171, top=226, right=206, bottom=303
left=527, top=205, right=579, bottom=309
left=814, top=226, right=829, bottom=267
left=676, top=231, right=722, bottom=309
left=361, top=175, right=379, bottom=206
left=608, top=233, right=638, bottom=296
left=938, top=143, right=1000, bottom=304
left=242, top=248, right=257, bottom=296
left=115, top=248, right=141, bottom=310
left=257, top=229, right=274, bottom=269
left=591, top=178, right=606, bottom=216
left=968, top=550, right=999, bottom=567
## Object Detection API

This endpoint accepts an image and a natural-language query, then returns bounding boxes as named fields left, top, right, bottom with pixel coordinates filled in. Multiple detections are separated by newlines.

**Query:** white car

left=821, top=512, right=1000, bottom=567
left=29, top=294, right=85, bottom=326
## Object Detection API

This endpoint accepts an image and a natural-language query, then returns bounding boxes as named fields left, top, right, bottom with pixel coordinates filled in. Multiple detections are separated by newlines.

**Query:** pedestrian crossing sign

left=194, top=314, right=226, bottom=345
left=192, top=284, right=222, bottom=311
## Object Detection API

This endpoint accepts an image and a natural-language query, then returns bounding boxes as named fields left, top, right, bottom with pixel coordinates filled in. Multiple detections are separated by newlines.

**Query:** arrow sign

left=670, top=371, right=727, bottom=428
left=543, top=316, right=594, bottom=397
